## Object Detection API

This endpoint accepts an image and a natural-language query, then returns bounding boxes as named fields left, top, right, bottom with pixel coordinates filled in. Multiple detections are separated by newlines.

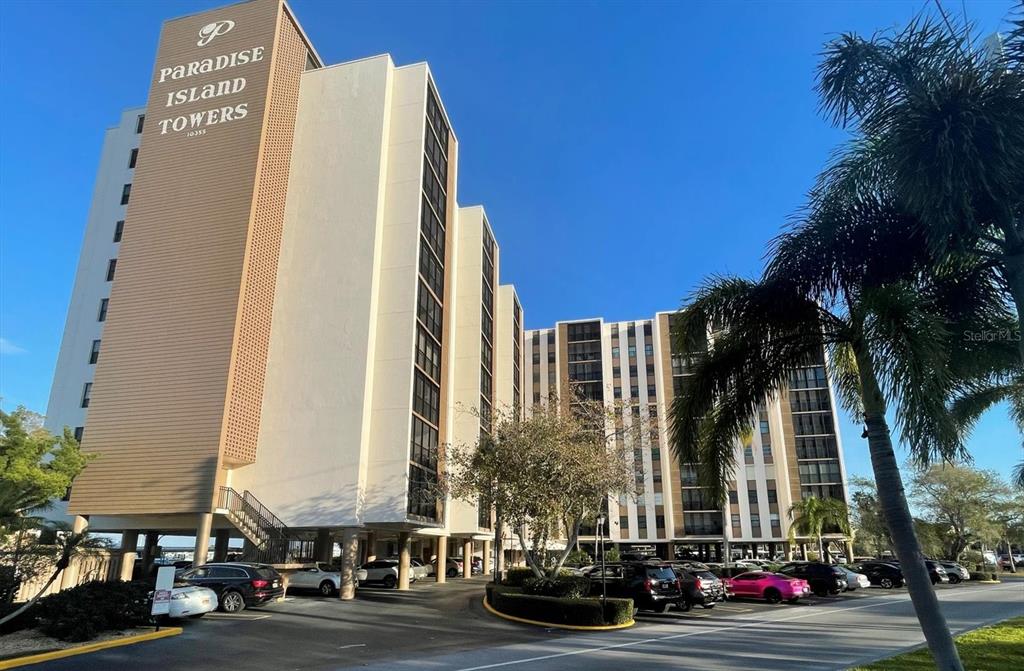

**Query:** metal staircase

left=218, top=487, right=312, bottom=564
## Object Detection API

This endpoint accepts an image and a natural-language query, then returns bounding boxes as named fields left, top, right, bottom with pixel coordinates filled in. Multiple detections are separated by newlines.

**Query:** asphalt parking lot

left=27, top=576, right=1024, bottom=671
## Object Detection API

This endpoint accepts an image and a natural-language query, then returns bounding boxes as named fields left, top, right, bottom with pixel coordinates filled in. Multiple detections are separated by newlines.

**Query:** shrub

left=487, top=585, right=632, bottom=626
left=503, top=567, right=536, bottom=587
left=522, top=575, right=591, bottom=599
left=564, top=550, right=592, bottom=567
left=34, top=580, right=152, bottom=642
left=604, top=548, right=621, bottom=563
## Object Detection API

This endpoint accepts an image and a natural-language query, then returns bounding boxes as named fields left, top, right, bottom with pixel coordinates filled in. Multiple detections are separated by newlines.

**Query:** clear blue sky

left=1, top=0, right=1019, bottom=486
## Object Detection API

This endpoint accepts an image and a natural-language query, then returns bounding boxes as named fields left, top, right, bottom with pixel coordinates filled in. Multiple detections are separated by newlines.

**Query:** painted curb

left=482, top=597, right=635, bottom=631
left=0, top=627, right=182, bottom=669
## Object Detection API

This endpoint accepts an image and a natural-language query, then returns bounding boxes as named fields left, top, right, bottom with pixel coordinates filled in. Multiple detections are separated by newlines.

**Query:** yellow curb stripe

left=0, top=627, right=182, bottom=670
left=482, top=597, right=634, bottom=631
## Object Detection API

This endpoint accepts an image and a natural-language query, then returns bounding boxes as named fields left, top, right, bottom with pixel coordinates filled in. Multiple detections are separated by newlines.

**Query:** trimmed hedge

left=503, top=567, right=536, bottom=587
left=522, top=575, right=591, bottom=599
left=486, top=583, right=632, bottom=627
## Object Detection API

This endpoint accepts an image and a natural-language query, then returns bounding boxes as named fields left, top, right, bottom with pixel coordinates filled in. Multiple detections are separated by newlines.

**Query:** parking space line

left=204, top=613, right=271, bottom=621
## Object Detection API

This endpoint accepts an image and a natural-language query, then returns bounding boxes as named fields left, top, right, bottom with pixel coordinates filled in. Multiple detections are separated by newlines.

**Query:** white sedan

left=290, top=563, right=368, bottom=595
left=162, top=584, right=218, bottom=618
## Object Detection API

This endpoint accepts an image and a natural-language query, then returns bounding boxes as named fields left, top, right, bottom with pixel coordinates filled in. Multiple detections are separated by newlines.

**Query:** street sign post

left=151, top=565, right=175, bottom=629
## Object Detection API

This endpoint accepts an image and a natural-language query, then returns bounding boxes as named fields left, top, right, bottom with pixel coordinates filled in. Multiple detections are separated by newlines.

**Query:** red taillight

left=251, top=579, right=269, bottom=589
left=675, top=578, right=682, bottom=591
left=643, top=578, right=653, bottom=592
left=696, top=578, right=705, bottom=591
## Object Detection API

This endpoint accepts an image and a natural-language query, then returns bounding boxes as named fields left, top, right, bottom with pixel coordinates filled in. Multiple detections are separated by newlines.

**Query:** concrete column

left=845, top=540, right=855, bottom=563
left=339, top=529, right=360, bottom=600
left=119, top=530, right=139, bottom=582
left=482, top=540, right=492, bottom=576
left=314, top=529, right=333, bottom=563
left=723, top=539, right=731, bottom=566
left=142, top=531, right=160, bottom=576
left=365, top=532, right=377, bottom=562
left=496, top=535, right=505, bottom=576
left=462, top=539, right=473, bottom=578
left=193, top=513, right=213, bottom=567
left=436, top=536, right=448, bottom=583
left=397, top=532, right=412, bottom=590
left=213, top=529, right=231, bottom=562
left=60, top=516, right=89, bottom=590
left=800, top=543, right=808, bottom=561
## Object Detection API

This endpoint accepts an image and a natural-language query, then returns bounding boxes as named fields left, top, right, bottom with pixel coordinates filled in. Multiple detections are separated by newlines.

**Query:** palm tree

left=788, top=496, right=851, bottom=564
left=670, top=192, right=1011, bottom=671
left=815, top=15, right=1024, bottom=363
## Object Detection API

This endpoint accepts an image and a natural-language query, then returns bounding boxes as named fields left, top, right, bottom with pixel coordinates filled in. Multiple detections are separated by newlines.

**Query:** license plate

left=272, top=581, right=279, bottom=588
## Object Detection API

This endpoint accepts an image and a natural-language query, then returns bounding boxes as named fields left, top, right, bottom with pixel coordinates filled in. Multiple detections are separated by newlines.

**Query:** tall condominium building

left=44, top=0, right=524, bottom=590
left=525, top=315, right=853, bottom=562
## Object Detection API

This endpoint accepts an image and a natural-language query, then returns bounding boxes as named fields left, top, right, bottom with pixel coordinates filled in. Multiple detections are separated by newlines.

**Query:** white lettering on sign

left=153, top=20, right=264, bottom=137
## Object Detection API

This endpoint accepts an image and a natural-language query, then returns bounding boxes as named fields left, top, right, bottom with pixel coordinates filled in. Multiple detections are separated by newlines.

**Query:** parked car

left=835, top=565, right=871, bottom=591
left=469, top=556, right=484, bottom=574
left=152, top=584, right=218, bottom=618
left=997, top=554, right=1024, bottom=571
left=670, top=565, right=725, bottom=610
left=432, top=557, right=463, bottom=578
left=724, top=572, right=810, bottom=604
left=851, top=561, right=904, bottom=588
left=384, top=556, right=431, bottom=581
left=360, top=559, right=419, bottom=587
left=586, top=561, right=683, bottom=613
left=289, top=562, right=368, bottom=595
left=937, top=561, right=970, bottom=584
left=177, top=562, right=283, bottom=613
left=777, top=562, right=848, bottom=596
left=888, top=559, right=950, bottom=585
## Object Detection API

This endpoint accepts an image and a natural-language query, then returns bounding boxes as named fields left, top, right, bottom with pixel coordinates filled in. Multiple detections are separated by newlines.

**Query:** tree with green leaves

left=788, top=496, right=851, bottom=564
left=910, top=464, right=1010, bottom=561
left=669, top=187, right=1011, bottom=670
left=849, top=476, right=892, bottom=558
left=816, top=14, right=1024, bottom=364
left=1, top=406, right=94, bottom=607
left=444, top=397, right=635, bottom=580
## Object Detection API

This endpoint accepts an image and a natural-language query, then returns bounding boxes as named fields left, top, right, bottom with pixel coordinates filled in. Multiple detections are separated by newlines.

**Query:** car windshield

left=695, top=571, right=718, bottom=581
left=645, top=566, right=677, bottom=581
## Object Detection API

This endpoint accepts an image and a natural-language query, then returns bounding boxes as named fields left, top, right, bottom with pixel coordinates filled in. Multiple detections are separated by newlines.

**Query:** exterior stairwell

left=218, top=487, right=312, bottom=565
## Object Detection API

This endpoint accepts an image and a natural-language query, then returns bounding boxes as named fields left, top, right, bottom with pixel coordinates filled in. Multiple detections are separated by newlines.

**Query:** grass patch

left=851, top=617, right=1024, bottom=670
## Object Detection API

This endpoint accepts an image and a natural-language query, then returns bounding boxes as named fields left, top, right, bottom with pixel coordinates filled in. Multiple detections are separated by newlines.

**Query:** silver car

left=153, top=584, right=218, bottom=618
left=290, top=562, right=368, bottom=595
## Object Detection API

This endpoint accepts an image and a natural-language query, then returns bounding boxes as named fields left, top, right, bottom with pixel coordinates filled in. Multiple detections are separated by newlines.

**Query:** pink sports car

left=724, top=571, right=810, bottom=603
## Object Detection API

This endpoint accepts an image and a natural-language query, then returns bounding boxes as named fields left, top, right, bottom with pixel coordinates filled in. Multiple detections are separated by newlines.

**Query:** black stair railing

left=218, top=487, right=309, bottom=564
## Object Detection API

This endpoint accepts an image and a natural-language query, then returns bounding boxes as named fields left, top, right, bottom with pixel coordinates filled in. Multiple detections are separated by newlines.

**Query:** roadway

left=28, top=577, right=1024, bottom=670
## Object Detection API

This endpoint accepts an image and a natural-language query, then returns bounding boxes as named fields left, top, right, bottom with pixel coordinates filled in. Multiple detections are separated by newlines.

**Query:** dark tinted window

left=644, top=566, right=677, bottom=581
left=255, top=567, right=279, bottom=579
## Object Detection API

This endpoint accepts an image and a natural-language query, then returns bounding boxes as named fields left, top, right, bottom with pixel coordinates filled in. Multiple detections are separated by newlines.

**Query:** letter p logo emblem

left=198, top=20, right=235, bottom=47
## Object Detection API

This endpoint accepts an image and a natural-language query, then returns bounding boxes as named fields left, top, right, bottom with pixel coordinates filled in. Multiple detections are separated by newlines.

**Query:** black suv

left=778, top=562, right=848, bottom=596
left=587, top=561, right=683, bottom=613
left=670, top=565, right=725, bottom=610
left=852, top=561, right=904, bottom=588
left=177, top=562, right=284, bottom=613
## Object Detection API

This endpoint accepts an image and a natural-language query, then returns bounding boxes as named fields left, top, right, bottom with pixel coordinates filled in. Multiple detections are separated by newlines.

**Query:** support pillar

left=462, top=539, right=473, bottom=578
left=213, top=529, right=231, bottom=562
left=119, top=530, right=139, bottom=582
left=483, top=540, right=492, bottom=575
left=365, top=532, right=377, bottom=563
left=59, top=516, right=89, bottom=590
left=800, top=543, right=808, bottom=561
left=436, top=536, right=448, bottom=583
left=141, top=531, right=160, bottom=578
left=193, top=513, right=213, bottom=567
left=397, top=532, right=412, bottom=590
left=340, top=529, right=359, bottom=600
left=315, top=529, right=333, bottom=563
left=845, top=540, right=855, bottom=564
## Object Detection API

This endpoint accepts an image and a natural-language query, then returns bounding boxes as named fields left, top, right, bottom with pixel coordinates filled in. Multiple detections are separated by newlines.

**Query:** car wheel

left=813, top=587, right=828, bottom=597
left=319, top=580, right=336, bottom=596
left=676, top=600, right=692, bottom=612
left=949, top=575, right=961, bottom=584
left=828, top=588, right=842, bottom=596
left=879, top=578, right=894, bottom=589
left=220, top=590, right=245, bottom=613
left=447, top=568, right=457, bottom=578
left=652, top=603, right=668, bottom=613
left=787, top=597, right=800, bottom=603
left=764, top=588, right=782, bottom=604
left=701, top=603, right=715, bottom=610
left=382, top=575, right=397, bottom=589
